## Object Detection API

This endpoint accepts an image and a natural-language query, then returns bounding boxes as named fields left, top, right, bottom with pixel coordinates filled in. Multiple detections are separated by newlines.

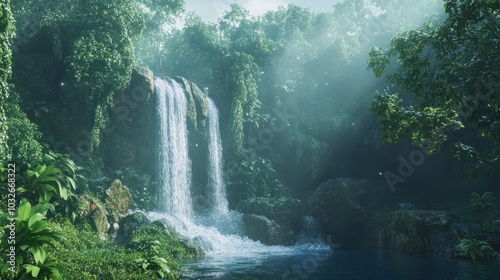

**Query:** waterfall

left=156, top=78, right=193, bottom=219
left=207, top=98, right=229, bottom=214
left=153, top=77, right=328, bottom=256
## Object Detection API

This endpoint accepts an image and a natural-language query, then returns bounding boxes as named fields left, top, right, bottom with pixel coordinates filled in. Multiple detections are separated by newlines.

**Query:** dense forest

left=1, top=0, right=499, bottom=279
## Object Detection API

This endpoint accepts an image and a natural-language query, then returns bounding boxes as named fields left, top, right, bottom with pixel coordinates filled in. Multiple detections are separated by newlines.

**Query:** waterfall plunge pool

left=180, top=249, right=500, bottom=280
left=142, top=211, right=500, bottom=280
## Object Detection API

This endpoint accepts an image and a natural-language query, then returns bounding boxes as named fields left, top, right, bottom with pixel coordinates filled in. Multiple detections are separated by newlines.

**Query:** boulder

left=116, top=212, right=150, bottom=244
left=104, top=179, right=132, bottom=224
left=239, top=197, right=302, bottom=242
left=308, top=178, right=369, bottom=247
left=243, top=214, right=296, bottom=246
left=101, top=67, right=156, bottom=175
left=376, top=210, right=452, bottom=253
left=79, top=195, right=110, bottom=240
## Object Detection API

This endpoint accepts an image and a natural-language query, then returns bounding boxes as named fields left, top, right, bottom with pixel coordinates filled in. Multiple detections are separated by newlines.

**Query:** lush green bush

left=130, top=224, right=202, bottom=260
left=0, top=0, right=15, bottom=162
left=0, top=201, right=63, bottom=279
left=52, top=220, right=177, bottom=280
left=229, top=155, right=287, bottom=201
left=469, top=192, right=496, bottom=211
left=3, top=92, right=44, bottom=164
left=458, top=238, right=495, bottom=262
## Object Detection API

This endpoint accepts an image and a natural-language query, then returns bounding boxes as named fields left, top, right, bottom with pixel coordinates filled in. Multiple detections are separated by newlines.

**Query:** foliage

left=238, top=197, right=300, bottom=214
left=129, top=224, right=202, bottom=259
left=10, top=0, right=183, bottom=157
left=0, top=0, right=43, bottom=164
left=229, top=155, right=286, bottom=200
left=451, top=202, right=500, bottom=232
left=3, top=92, right=43, bottom=164
left=0, top=0, right=15, bottom=161
left=11, top=153, right=78, bottom=205
left=133, top=240, right=176, bottom=280
left=368, top=0, right=500, bottom=174
left=0, top=201, right=63, bottom=279
left=469, top=192, right=496, bottom=211
left=50, top=220, right=157, bottom=280
left=457, top=238, right=495, bottom=262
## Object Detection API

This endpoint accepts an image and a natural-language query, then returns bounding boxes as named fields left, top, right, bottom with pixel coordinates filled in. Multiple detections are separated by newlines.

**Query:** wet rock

left=171, top=76, right=208, bottom=131
left=192, top=236, right=213, bottom=251
left=116, top=212, right=150, bottom=244
left=243, top=214, right=295, bottom=246
left=104, top=179, right=132, bottom=224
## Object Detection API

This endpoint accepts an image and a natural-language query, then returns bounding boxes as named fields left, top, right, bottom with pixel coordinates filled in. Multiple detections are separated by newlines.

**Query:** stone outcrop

left=375, top=210, right=452, bottom=253
left=243, top=214, right=296, bottom=246
left=101, top=67, right=156, bottom=174
left=171, top=76, right=208, bottom=131
left=308, top=178, right=369, bottom=247
left=104, top=179, right=132, bottom=228
left=80, top=195, right=110, bottom=240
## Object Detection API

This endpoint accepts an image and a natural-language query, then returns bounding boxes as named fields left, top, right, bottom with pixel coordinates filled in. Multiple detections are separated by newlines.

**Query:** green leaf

left=31, top=245, right=47, bottom=264
left=25, top=264, right=41, bottom=277
left=18, top=201, right=32, bottom=221
left=28, top=213, right=45, bottom=228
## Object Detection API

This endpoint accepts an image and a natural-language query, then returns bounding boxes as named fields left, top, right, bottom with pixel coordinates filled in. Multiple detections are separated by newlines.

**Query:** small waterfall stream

left=206, top=97, right=229, bottom=214
left=156, top=78, right=193, bottom=219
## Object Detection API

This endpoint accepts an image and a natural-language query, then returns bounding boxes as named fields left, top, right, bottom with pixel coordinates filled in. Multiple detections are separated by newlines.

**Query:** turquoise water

left=181, top=249, right=500, bottom=280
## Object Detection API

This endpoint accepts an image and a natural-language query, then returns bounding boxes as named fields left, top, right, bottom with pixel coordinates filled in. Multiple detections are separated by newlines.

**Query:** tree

left=368, top=0, right=500, bottom=176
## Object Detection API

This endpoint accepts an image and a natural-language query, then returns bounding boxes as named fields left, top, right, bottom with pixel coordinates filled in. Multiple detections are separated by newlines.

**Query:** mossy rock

left=171, top=76, right=208, bottom=131
left=79, top=195, right=110, bottom=240
left=104, top=179, right=132, bottom=224
left=377, top=210, right=452, bottom=253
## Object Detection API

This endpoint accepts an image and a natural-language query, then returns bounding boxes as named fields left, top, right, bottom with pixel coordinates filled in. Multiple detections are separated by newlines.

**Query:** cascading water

left=156, top=78, right=193, bottom=220
left=153, top=77, right=329, bottom=260
left=206, top=98, right=229, bottom=214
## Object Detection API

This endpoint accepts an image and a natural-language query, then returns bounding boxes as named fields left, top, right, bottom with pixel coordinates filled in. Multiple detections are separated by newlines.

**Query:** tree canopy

left=369, top=0, right=500, bottom=177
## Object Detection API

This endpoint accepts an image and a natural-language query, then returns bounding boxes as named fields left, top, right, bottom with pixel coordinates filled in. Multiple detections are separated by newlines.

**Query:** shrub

left=52, top=220, right=164, bottom=280
left=469, top=192, right=496, bottom=211
left=457, top=238, right=495, bottom=262
left=0, top=201, right=63, bottom=279
left=130, top=224, right=202, bottom=259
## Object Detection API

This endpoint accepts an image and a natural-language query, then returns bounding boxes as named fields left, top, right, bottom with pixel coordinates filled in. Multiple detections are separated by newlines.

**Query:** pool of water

left=181, top=249, right=500, bottom=280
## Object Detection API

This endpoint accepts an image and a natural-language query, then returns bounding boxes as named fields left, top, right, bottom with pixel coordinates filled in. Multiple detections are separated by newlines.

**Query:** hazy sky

left=184, top=0, right=341, bottom=22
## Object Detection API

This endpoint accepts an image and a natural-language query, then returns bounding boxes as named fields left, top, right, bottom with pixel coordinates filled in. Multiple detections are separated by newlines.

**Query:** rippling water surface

left=181, top=249, right=500, bottom=280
